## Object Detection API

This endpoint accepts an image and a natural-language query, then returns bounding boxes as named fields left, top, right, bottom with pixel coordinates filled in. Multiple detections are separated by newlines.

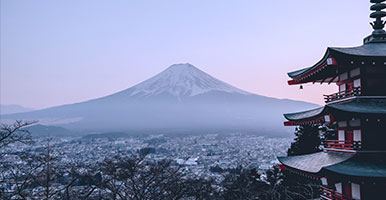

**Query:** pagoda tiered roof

left=283, top=98, right=386, bottom=125
left=279, top=2, right=386, bottom=197
left=330, top=43, right=386, bottom=57
left=278, top=152, right=353, bottom=174
left=287, top=42, right=386, bottom=85
left=324, top=153, right=386, bottom=178
left=278, top=152, right=386, bottom=178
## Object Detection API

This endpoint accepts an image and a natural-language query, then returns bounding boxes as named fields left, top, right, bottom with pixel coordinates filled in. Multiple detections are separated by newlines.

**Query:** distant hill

left=24, top=124, right=76, bottom=137
left=1, top=63, right=319, bottom=136
left=82, top=132, right=129, bottom=140
left=0, top=104, right=34, bottom=115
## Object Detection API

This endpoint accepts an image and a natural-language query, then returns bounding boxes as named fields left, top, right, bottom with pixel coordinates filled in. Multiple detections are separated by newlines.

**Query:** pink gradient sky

left=0, top=0, right=373, bottom=109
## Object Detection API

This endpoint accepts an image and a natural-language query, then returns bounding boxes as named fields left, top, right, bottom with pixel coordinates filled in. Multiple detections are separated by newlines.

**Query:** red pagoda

left=278, top=1, right=386, bottom=199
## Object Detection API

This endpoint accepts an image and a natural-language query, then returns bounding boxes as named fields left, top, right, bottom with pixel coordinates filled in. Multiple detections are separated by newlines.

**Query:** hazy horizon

left=1, top=0, right=374, bottom=109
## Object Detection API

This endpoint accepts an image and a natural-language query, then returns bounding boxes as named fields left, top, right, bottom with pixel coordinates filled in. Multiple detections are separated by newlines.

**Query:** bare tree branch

left=0, top=120, right=37, bottom=148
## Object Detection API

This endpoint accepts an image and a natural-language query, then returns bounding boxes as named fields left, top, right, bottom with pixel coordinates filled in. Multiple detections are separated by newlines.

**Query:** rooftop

left=278, top=151, right=353, bottom=173
left=287, top=0, right=386, bottom=85
left=284, top=98, right=386, bottom=122
left=278, top=152, right=386, bottom=178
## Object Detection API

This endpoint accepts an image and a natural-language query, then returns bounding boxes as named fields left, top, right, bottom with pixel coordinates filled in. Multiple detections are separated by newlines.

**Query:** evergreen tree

left=287, top=125, right=321, bottom=156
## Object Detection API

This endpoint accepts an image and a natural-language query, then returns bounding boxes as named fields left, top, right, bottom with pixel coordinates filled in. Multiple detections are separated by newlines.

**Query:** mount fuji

left=1, top=63, right=318, bottom=135
left=119, top=63, right=250, bottom=98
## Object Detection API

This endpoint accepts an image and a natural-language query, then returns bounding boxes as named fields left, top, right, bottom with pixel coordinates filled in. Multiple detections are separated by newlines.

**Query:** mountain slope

left=23, top=124, right=76, bottom=137
left=1, top=63, right=318, bottom=135
left=122, top=63, right=250, bottom=97
left=101, top=63, right=250, bottom=101
left=0, top=104, right=34, bottom=115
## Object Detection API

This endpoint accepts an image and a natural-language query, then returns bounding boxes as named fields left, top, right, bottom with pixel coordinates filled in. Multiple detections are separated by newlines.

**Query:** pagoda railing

left=320, top=186, right=355, bottom=200
left=324, top=87, right=361, bottom=103
left=322, top=140, right=362, bottom=151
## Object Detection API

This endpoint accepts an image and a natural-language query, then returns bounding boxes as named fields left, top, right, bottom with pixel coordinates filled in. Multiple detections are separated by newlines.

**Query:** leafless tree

left=96, top=153, right=184, bottom=200
left=0, top=120, right=36, bottom=149
left=0, top=152, right=45, bottom=199
left=84, top=153, right=216, bottom=200
left=0, top=120, right=37, bottom=199
left=0, top=136, right=81, bottom=200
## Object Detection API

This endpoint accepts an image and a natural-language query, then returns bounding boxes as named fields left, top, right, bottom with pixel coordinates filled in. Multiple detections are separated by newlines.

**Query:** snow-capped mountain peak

left=126, top=63, right=250, bottom=97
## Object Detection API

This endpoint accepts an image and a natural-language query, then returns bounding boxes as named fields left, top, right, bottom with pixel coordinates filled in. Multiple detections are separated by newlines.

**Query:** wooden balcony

left=320, top=186, right=355, bottom=200
left=323, top=140, right=362, bottom=151
left=324, top=87, right=361, bottom=103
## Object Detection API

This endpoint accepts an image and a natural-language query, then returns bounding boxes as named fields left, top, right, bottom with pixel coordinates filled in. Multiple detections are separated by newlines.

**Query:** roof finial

left=370, top=0, right=386, bottom=31
left=364, top=0, right=386, bottom=44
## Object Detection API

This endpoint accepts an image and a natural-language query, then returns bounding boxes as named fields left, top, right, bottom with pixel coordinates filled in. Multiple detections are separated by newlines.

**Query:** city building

left=278, top=1, right=386, bottom=199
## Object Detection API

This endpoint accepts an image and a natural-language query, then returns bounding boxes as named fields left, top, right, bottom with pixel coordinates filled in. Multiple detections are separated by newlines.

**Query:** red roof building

left=278, top=1, right=386, bottom=199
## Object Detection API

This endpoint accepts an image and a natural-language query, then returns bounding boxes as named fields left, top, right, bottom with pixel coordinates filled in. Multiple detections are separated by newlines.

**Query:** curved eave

left=278, top=152, right=386, bottom=179
left=328, top=98, right=386, bottom=115
left=287, top=43, right=386, bottom=85
left=287, top=49, right=339, bottom=85
left=330, top=43, right=386, bottom=57
left=288, top=49, right=331, bottom=79
left=283, top=98, right=386, bottom=124
left=284, top=106, right=326, bottom=121
left=278, top=152, right=354, bottom=174
left=323, top=153, right=386, bottom=178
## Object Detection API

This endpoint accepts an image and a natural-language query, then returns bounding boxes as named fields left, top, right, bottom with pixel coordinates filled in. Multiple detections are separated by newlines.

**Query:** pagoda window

left=349, top=119, right=361, bottom=127
left=339, top=84, right=346, bottom=93
left=351, top=183, right=361, bottom=200
left=340, top=72, right=349, bottom=81
left=324, top=115, right=331, bottom=123
left=353, top=130, right=361, bottom=142
left=338, top=130, right=345, bottom=142
left=354, top=78, right=361, bottom=88
left=335, top=182, right=343, bottom=194
left=321, top=177, right=328, bottom=186
left=338, top=121, right=348, bottom=128
left=350, top=67, right=360, bottom=78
